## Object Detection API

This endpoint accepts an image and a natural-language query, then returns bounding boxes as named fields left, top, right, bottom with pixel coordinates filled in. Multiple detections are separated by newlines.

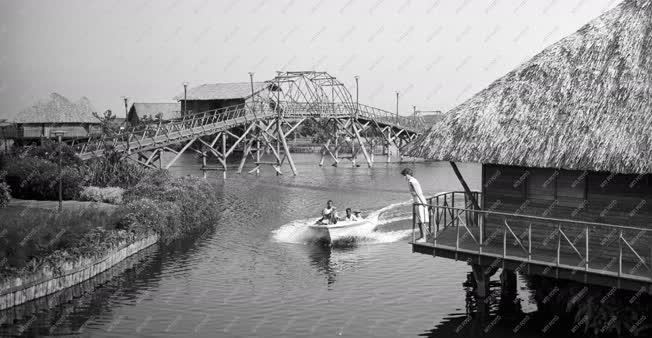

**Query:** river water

left=2, top=154, right=608, bottom=337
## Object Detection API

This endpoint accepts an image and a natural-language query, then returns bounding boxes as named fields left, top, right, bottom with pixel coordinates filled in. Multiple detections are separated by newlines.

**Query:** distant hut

left=407, top=0, right=651, bottom=257
left=126, top=102, right=181, bottom=125
left=174, top=82, right=273, bottom=116
left=4, top=93, right=101, bottom=141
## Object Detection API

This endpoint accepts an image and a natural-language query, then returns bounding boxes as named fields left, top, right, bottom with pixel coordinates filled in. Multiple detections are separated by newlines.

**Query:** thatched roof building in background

left=173, top=82, right=274, bottom=116
left=406, top=0, right=652, bottom=175
left=10, top=93, right=98, bottom=124
left=2, top=93, right=102, bottom=139
left=173, top=82, right=269, bottom=101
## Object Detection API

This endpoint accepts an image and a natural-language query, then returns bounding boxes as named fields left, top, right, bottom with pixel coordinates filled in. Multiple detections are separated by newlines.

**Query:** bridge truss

left=77, top=71, right=426, bottom=177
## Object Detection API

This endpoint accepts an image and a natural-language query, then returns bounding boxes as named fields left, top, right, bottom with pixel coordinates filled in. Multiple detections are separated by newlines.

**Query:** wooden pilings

left=121, top=114, right=419, bottom=178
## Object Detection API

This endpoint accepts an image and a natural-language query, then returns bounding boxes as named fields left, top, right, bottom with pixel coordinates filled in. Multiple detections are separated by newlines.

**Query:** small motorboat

left=307, top=216, right=375, bottom=242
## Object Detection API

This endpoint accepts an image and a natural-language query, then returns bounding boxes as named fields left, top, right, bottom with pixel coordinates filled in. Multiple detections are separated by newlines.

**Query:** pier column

left=471, top=264, right=496, bottom=299
left=385, top=143, right=391, bottom=163
left=499, top=269, right=519, bottom=313
left=222, top=133, right=227, bottom=179
left=202, top=151, right=207, bottom=179
left=333, top=136, right=339, bottom=167
left=256, top=139, right=261, bottom=175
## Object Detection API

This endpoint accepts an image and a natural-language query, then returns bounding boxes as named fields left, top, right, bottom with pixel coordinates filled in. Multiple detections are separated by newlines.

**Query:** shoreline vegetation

left=0, top=141, right=221, bottom=309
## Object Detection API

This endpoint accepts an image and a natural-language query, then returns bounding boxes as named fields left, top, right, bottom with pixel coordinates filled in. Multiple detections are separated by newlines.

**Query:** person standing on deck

left=401, top=168, right=429, bottom=242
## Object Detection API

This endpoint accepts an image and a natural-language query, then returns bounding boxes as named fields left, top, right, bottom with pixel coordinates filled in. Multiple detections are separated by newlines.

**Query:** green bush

left=19, top=139, right=81, bottom=165
left=4, top=157, right=89, bottom=200
left=121, top=172, right=220, bottom=239
left=82, top=154, right=145, bottom=188
left=0, top=170, right=11, bottom=208
left=79, top=186, right=125, bottom=204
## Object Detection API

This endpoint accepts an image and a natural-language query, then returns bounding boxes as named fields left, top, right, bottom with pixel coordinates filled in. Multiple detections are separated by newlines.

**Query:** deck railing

left=412, top=192, right=652, bottom=283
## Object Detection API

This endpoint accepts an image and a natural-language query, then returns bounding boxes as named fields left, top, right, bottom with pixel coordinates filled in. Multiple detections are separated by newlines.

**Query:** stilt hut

left=4, top=93, right=101, bottom=142
left=174, top=82, right=273, bottom=116
left=407, top=0, right=652, bottom=282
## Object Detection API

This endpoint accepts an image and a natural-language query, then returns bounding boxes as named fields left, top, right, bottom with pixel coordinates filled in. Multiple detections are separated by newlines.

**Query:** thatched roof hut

left=174, top=82, right=273, bottom=116
left=173, top=82, right=269, bottom=101
left=406, top=0, right=652, bottom=175
left=10, top=93, right=98, bottom=124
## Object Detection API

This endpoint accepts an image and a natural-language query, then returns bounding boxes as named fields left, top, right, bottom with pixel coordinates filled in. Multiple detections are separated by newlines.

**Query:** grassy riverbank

left=0, top=143, right=221, bottom=283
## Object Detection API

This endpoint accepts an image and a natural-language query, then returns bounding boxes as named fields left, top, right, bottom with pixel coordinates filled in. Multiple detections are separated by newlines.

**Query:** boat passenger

left=342, top=208, right=359, bottom=221
left=319, top=200, right=338, bottom=224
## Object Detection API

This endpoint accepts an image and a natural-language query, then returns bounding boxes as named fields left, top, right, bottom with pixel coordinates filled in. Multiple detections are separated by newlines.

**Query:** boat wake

left=272, top=200, right=414, bottom=246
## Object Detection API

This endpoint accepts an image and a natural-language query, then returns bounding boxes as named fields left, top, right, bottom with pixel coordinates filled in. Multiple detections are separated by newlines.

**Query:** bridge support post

left=319, top=139, right=331, bottom=166
left=352, top=120, right=372, bottom=168
left=277, top=117, right=298, bottom=176
left=238, top=137, right=253, bottom=174
left=386, top=143, right=391, bottom=163
left=255, top=139, right=261, bottom=175
left=202, top=150, right=207, bottom=179
left=351, top=137, right=356, bottom=167
left=499, top=269, right=519, bottom=313
left=222, top=132, right=227, bottom=179
left=333, top=136, right=340, bottom=167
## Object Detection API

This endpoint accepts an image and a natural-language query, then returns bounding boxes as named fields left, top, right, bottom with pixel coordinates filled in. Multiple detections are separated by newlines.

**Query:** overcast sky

left=0, top=0, right=620, bottom=118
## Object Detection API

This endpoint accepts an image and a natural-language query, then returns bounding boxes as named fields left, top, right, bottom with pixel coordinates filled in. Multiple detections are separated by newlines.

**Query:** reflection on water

left=1, top=154, right=649, bottom=337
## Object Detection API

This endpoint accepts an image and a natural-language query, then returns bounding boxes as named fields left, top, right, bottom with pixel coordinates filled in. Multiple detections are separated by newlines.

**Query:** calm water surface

left=2, top=154, right=575, bottom=337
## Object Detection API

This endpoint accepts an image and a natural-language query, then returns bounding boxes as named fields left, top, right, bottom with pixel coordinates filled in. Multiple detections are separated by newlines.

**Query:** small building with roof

left=407, top=0, right=652, bottom=286
left=174, top=82, right=273, bottom=116
left=126, top=102, right=181, bottom=125
left=3, top=93, right=102, bottom=141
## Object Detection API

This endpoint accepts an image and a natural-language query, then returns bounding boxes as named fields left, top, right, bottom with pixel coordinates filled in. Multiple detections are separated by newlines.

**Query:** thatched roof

left=128, top=102, right=181, bottom=121
left=10, top=93, right=99, bottom=124
left=406, top=0, right=652, bottom=175
left=174, top=82, right=269, bottom=100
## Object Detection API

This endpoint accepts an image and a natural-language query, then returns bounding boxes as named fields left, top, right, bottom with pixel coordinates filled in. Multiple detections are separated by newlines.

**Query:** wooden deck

left=410, top=192, right=652, bottom=292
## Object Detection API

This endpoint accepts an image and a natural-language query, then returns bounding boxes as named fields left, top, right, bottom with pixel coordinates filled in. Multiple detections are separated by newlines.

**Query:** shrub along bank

left=0, top=143, right=221, bottom=284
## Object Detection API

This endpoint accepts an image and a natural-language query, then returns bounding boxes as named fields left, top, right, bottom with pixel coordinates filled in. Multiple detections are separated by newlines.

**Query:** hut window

left=526, top=168, right=557, bottom=202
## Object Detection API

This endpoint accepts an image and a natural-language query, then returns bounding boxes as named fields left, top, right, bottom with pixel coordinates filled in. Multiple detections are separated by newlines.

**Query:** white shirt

left=344, top=214, right=359, bottom=221
left=407, top=176, right=427, bottom=204
left=322, top=207, right=335, bottom=216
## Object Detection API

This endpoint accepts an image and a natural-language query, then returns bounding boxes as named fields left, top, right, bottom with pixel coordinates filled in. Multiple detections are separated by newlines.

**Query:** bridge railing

left=412, top=194, right=652, bottom=282
left=355, top=103, right=424, bottom=131
left=78, top=102, right=268, bottom=156
left=271, top=101, right=425, bottom=131
left=77, top=99, right=425, bottom=157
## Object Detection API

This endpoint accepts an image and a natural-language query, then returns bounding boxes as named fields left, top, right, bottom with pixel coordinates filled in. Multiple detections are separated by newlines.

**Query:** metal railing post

left=412, top=203, right=416, bottom=243
left=479, top=208, right=483, bottom=255
left=528, top=223, right=532, bottom=261
left=503, top=221, right=507, bottom=258
left=585, top=225, right=589, bottom=271
left=443, top=195, right=448, bottom=229
left=557, top=224, right=561, bottom=268
left=618, top=230, right=623, bottom=278
left=456, top=218, right=460, bottom=250
left=435, top=196, right=440, bottom=231
left=451, top=193, right=456, bottom=227
left=433, top=206, right=438, bottom=248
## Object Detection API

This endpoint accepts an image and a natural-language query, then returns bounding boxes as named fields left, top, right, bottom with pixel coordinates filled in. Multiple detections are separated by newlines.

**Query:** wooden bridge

left=411, top=191, right=652, bottom=292
left=77, top=71, right=426, bottom=176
